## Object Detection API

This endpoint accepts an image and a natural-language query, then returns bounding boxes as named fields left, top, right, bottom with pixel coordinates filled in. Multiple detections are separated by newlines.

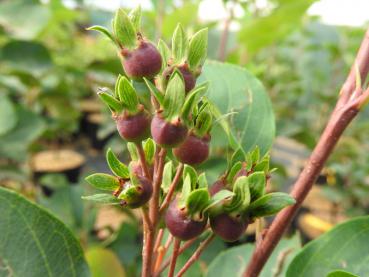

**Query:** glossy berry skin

left=210, top=213, right=248, bottom=242
left=121, top=40, right=162, bottom=80
left=115, top=111, right=151, bottom=143
left=163, top=64, right=196, bottom=93
left=173, top=133, right=210, bottom=165
left=165, top=199, right=207, bottom=240
left=151, top=114, right=188, bottom=148
left=120, top=176, right=152, bottom=209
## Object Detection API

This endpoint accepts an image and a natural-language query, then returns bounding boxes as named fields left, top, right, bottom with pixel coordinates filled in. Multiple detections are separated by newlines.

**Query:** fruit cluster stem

left=168, top=239, right=181, bottom=277
left=243, top=27, right=369, bottom=277
left=160, top=163, right=184, bottom=214
left=136, top=143, right=152, bottom=180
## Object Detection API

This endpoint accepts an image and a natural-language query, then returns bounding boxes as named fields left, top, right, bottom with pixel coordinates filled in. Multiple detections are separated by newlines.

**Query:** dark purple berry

left=163, top=64, right=196, bottom=93
left=115, top=111, right=151, bottom=142
left=210, top=213, right=248, bottom=242
left=173, top=133, right=210, bottom=165
left=165, top=199, right=207, bottom=240
left=151, top=114, right=188, bottom=148
left=120, top=176, right=152, bottom=209
left=121, top=40, right=162, bottom=80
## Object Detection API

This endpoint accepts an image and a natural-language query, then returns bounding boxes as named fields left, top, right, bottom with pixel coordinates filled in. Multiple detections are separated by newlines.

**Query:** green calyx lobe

left=162, top=70, right=186, bottom=121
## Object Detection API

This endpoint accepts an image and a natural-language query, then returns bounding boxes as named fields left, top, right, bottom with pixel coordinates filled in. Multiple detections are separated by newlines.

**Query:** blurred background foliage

left=1, top=0, right=369, bottom=276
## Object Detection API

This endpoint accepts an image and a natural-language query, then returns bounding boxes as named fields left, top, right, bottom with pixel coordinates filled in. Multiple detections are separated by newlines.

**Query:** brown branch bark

left=243, top=27, right=369, bottom=277
left=168, top=239, right=181, bottom=277
left=136, top=143, right=152, bottom=180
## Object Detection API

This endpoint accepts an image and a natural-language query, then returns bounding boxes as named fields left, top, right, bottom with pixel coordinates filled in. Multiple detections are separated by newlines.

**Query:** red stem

left=160, top=163, right=184, bottom=214
left=168, top=239, right=181, bottom=277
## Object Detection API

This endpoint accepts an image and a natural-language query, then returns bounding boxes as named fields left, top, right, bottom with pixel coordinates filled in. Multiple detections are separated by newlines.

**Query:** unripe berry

left=121, top=40, right=162, bottom=80
left=165, top=199, right=207, bottom=240
left=173, top=133, right=210, bottom=165
left=163, top=64, right=196, bottom=93
left=210, top=213, right=248, bottom=242
left=115, top=111, right=151, bottom=143
left=120, top=176, right=152, bottom=209
left=151, top=114, right=188, bottom=148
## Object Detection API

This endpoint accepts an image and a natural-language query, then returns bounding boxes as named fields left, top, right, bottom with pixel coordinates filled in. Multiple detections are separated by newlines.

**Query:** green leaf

left=163, top=72, right=185, bottom=120
left=87, top=25, right=116, bottom=44
left=127, top=142, right=139, bottom=161
left=188, top=28, right=208, bottom=70
left=254, top=155, right=270, bottom=173
left=179, top=175, right=192, bottom=206
left=86, top=247, right=125, bottom=277
left=0, top=187, right=89, bottom=276
left=197, top=173, right=208, bottom=189
left=158, top=39, right=172, bottom=71
left=162, top=161, right=174, bottom=193
left=1, top=40, right=52, bottom=76
left=143, top=138, right=156, bottom=165
left=183, top=165, right=198, bottom=190
left=172, top=23, right=188, bottom=63
left=98, top=91, right=123, bottom=113
left=106, top=148, right=130, bottom=178
left=232, top=176, right=250, bottom=212
left=326, top=270, right=359, bottom=277
left=195, top=105, right=212, bottom=137
left=207, top=235, right=300, bottom=277
left=287, top=216, right=369, bottom=277
left=186, top=188, right=210, bottom=216
left=249, top=192, right=295, bottom=218
left=229, top=148, right=246, bottom=169
left=247, top=172, right=266, bottom=201
left=0, top=106, right=45, bottom=161
left=199, top=61, right=275, bottom=156
left=226, top=161, right=242, bottom=184
left=181, top=82, right=209, bottom=123
left=117, top=76, right=139, bottom=112
left=82, top=194, right=121, bottom=205
left=143, top=77, right=164, bottom=106
left=85, top=173, right=120, bottom=191
left=205, top=190, right=234, bottom=212
left=128, top=6, right=141, bottom=31
left=0, top=94, right=17, bottom=136
left=113, top=8, right=136, bottom=48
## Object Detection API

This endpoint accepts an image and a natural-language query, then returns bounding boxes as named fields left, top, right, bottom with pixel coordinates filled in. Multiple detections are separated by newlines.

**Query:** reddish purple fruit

left=165, top=199, right=207, bottom=240
left=121, top=40, right=162, bottom=80
left=210, top=213, right=248, bottom=242
left=115, top=111, right=151, bottom=142
left=151, top=114, right=188, bottom=148
left=120, top=176, right=153, bottom=209
left=173, top=133, right=210, bottom=165
left=130, top=161, right=154, bottom=179
left=163, top=64, right=196, bottom=93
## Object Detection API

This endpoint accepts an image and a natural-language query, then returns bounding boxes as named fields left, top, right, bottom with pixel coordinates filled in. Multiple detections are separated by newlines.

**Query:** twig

left=168, top=238, right=181, bottom=277
left=243, top=27, right=369, bottom=277
left=136, top=142, right=152, bottom=180
left=160, top=163, right=184, bottom=214
left=176, top=233, right=215, bottom=277
left=154, top=228, right=165, bottom=253
left=154, top=237, right=197, bottom=277
left=154, top=234, right=174, bottom=273
left=141, top=207, right=153, bottom=277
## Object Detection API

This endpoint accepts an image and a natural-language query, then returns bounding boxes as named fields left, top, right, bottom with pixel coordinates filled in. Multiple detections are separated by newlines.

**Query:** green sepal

left=98, top=91, right=123, bottom=113
left=194, top=105, right=212, bottom=137
left=87, top=25, right=117, bottom=45
left=186, top=188, right=210, bottom=219
left=118, top=182, right=141, bottom=206
left=172, top=23, right=188, bottom=63
left=181, top=82, right=209, bottom=124
left=178, top=175, right=192, bottom=207
left=229, top=147, right=245, bottom=171
left=226, top=161, right=242, bottom=184
left=163, top=71, right=185, bottom=121
left=82, top=194, right=121, bottom=205
left=127, top=142, right=139, bottom=161
left=113, top=8, right=136, bottom=48
left=224, top=176, right=250, bottom=213
left=205, top=189, right=234, bottom=215
left=197, top=173, right=208, bottom=189
left=161, top=161, right=174, bottom=193
left=143, top=138, right=156, bottom=165
left=245, top=146, right=260, bottom=171
left=106, top=148, right=130, bottom=178
left=143, top=78, right=164, bottom=106
left=117, top=76, right=139, bottom=113
left=183, top=164, right=197, bottom=190
left=85, top=173, right=120, bottom=191
left=157, top=39, right=171, bottom=71
left=254, top=154, right=270, bottom=173
left=128, top=6, right=141, bottom=31
left=248, top=192, right=296, bottom=218
left=188, top=28, right=208, bottom=70
left=247, top=172, right=266, bottom=201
